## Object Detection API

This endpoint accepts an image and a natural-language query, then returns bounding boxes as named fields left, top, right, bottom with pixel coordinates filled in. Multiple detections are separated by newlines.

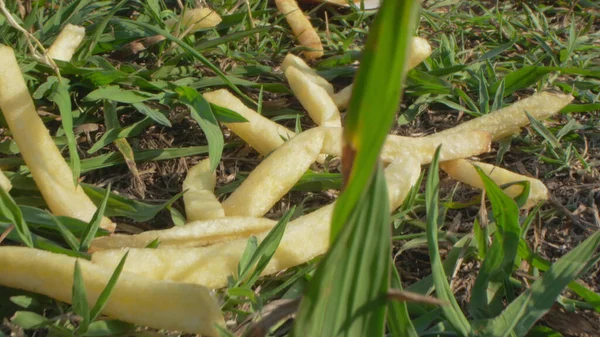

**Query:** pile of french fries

left=0, top=13, right=574, bottom=336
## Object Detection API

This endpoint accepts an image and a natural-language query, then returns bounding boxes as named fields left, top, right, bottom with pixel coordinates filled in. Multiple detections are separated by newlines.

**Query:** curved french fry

left=165, top=8, right=222, bottom=33
left=440, top=159, right=549, bottom=209
left=436, top=91, right=574, bottom=141
left=331, top=36, right=432, bottom=109
left=0, top=45, right=115, bottom=232
left=275, top=0, right=323, bottom=60
left=92, top=157, right=421, bottom=289
left=203, top=89, right=296, bottom=156
left=183, top=159, right=225, bottom=221
left=90, top=217, right=277, bottom=251
left=0, top=169, right=11, bottom=192
left=0, top=247, right=224, bottom=336
left=284, top=66, right=342, bottom=127
left=46, top=24, right=85, bottom=62
left=281, top=53, right=334, bottom=95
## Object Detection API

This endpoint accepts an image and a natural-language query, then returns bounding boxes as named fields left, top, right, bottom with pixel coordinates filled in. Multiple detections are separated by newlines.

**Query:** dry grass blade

left=387, top=289, right=449, bottom=306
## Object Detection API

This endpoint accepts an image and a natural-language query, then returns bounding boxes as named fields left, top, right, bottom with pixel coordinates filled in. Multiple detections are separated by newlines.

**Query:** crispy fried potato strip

left=46, top=24, right=85, bottom=62
left=92, top=157, right=421, bottom=289
left=165, top=8, right=222, bottom=33
left=275, top=0, right=323, bottom=59
left=183, top=159, right=225, bottom=221
left=281, top=53, right=334, bottom=95
left=285, top=66, right=342, bottom=127
left=0, top=247, right=224, bottom=336
left=331, top=36, right=432, bottom=110
left=90, top=217, right=277, bottom=251
left=0, top=45, right=115, bottom=231
left=440, top=159, right=549, bottom=209
left=203, top=89, right=295, bottom=156
left=0, top=169, right=11, bottom=192
left=436, top=91, right=574, bottom=140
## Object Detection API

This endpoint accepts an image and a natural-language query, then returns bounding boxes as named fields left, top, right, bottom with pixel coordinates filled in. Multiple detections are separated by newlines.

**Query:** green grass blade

left=79, top=185, right=111, bottom=252
left=0, top=187, right=33, bottom=248
left=425, top=146, right=473, bottom=336
left=483, top=231, right=600, bottom=336
left=176, top=86, right=224, bottom=171
left=72, top=261, right=91, bottom=333
left=89, top=251, right=129, bottom=322
left=48, top=212, right=80, bottom=251
left=388, top=259, right=419, bottom=337
left=49, top=81, right=80, bottom=185
left=292, top=164, right=391, bottom=337
left=78, top=0, right=127, bottom=61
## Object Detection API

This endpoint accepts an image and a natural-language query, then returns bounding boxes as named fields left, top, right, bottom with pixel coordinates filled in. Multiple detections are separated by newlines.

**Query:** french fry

left=46, top=24, right=85, bottom=62
left=281, top=53, right=334, bottom=95
left=183, top=159, right=225, bottom=221
left=440, top=159, right=549, bottom=209
left=203, top=89, right=296, bottom=156
left=284, top=66, right=342, bottom=127
left=222, top=127, right=327, bottom=217
left=165, top=8, right=222, bottom=33
left=331, top=36, right=432, bottom=109
left=92, top=157, right=421, bottom=289
left=0, top=247, right=224, bottom=336
left=275, top=0, right=323, bottom=60
left=0, top=169, right=11, bottom=192
left=90, top=217, right=277, bottom=251
left=0, top=45, right=115, bottom=232
left=435, top=91, right=574, bottom=141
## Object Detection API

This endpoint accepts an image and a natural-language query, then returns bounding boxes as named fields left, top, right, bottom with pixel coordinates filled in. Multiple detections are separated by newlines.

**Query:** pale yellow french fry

left=331, top=36, right=432, bottom=109
left=203, top=89, right=296, bottom=156
left=0, top=247, right=224, bottom=336
left=275, top=0, right=323, bottom=60
left=285, top=66, right=342, bottom=127
left=92, top=157, right=421, bottom=289
left=281, top=53, right=334, bottom=95
left=436, top=91, right=574, bottom=141
left=90, top=217, right=277, bottom=251
left=0, top=169, right=11, bottom=192
left=165, top=8, right=222, bottom=33
left=440, top=159, right=548, bottom=209
left=183, top=159, right=225, bottom=221
left=0, top=45, right=115, bottom=232
left=46, top=24, right=85, bottom=62
left=222, top=127, right=327, bottom=217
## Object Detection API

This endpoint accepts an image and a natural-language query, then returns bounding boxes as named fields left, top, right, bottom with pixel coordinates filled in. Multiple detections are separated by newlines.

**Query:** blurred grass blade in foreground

left=292, top=0, right=421, bottom=336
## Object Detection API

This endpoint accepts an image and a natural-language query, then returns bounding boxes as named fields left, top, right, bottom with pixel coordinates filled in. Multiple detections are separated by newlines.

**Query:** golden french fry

left=165, top=8, right=222, bottom=33
left=92, top=156, right=421, bottom=289
left=436, top=91, right=574, bottom=141
left=203, top=89, right=296, bottom=156
left=0, top=45, right=115, bottom=232
left=90, top=217, right=277, bottom=251
left=275, top=0, right=323, bottom=60
left=0, top=247, right=224, bottom=336
left=331, top=36, right=432, bottom=109
left=222, top=127, right=327, bottom=217
left=46, top=24, right=85, bottom=62
left=440, top=159, right=548, bottom=209
left=183, top=159, right=225, bottom=221
left=0, top=169, right=11, bottom=192
left=284, top=66, right=341, bottom=127
left=281, top=53, right=334, bottom=95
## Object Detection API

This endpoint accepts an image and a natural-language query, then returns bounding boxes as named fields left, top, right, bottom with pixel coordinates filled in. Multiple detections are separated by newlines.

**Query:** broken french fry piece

left=275, top=0, right=323, bottom=60
left=281, top=53, right=334, bottom=95
left=331, top=36, right=432, bottom=109
left=165, top=8, right=222, bottom=33
left=0, top=169, right=11, bottom=192
left=183, top=159, right=225, bottom=221
left=90, top=217, right=277, bottom=251
left=0, top=45, right=115, bottom=232
left=46, top=24, right=85, bottom=62
left=203, top=89, right=296, bottom=156
left=441, top=159, right=549, bottom=209
left=92, top=156, right=421, bottom=289
left=0, top=247, right=224, bottom=336
left=436, top=91, right=574, bottom=141
left=222, top=127, right=327, bottom=217
left=285, top=66, right=342, bottom=127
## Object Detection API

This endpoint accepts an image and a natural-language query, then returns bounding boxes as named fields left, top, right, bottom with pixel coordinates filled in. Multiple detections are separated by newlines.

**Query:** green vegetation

left=1, top=0, right=599, bottom=336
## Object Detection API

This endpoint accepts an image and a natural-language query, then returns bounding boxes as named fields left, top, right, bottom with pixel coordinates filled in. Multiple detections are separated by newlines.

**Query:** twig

left=0, top=224, right=14, bottom=244
left=388, top=289, right=449, bottom=306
